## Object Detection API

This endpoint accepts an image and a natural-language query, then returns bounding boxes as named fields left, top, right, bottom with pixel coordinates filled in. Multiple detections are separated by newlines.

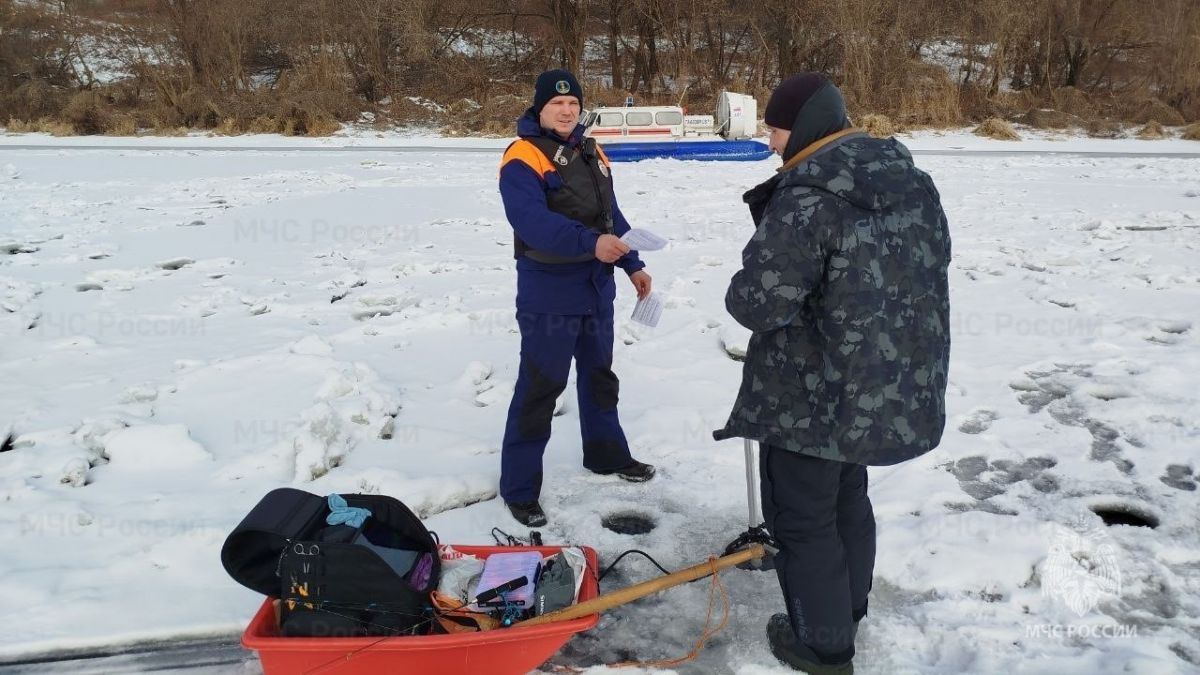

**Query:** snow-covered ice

left=0, top=134, right=1198, bottom=673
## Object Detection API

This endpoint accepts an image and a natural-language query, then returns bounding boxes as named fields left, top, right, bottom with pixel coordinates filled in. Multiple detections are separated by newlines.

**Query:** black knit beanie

left=533, top=69, right=583, bottom=115
left=764, top=74, right=830, bottom=129
left=765, top=73, right=852, bottom=162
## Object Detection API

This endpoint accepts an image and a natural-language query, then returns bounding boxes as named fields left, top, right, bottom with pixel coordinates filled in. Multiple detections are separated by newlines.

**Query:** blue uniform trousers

left=500, top=309, right=633, bottom=503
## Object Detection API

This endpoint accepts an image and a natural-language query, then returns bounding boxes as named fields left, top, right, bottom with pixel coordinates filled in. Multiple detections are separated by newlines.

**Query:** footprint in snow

left=1010, top=364, right=1136, bottom=474
left=1144, top=320, right=1190, bottom=345
left=1160, top=465, right=1197, bottom=492
left=956, top=408, right=998, bottom=434
left=943, top=454, right=1060, bottom=504
left=1158, top=319, right=1191, bottom=335
left=1008, top=364, right=1091, bottom=413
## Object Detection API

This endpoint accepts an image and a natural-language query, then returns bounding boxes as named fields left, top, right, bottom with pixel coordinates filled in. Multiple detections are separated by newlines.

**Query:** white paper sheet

left=620, top=228, right=668, bottom=251
left=631, top=292, right=664, bottom=327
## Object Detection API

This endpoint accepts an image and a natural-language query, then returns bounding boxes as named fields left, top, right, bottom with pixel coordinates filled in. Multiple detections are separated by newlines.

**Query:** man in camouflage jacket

left=713, top=74, right=951, bottom=673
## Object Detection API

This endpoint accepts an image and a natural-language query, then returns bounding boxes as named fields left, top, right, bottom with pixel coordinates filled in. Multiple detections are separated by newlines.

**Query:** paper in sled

left=471, top=551, right=542, bottom=608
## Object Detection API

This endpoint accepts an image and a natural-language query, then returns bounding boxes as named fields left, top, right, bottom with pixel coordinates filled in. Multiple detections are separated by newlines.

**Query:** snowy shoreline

left=2, top=125, right=1200, bottom=156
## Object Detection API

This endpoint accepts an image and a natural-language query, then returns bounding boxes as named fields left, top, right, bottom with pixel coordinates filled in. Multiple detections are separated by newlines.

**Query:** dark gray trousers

left=761, top=444, right=876, bottom=664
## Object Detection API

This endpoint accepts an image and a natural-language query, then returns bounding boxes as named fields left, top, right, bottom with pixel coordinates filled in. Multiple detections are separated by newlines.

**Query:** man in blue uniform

left=498, top=69, right=656, bottom=527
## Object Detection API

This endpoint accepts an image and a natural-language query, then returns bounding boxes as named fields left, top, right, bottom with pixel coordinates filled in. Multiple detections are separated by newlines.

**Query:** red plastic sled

left=242, top=545, right=599, bottom=675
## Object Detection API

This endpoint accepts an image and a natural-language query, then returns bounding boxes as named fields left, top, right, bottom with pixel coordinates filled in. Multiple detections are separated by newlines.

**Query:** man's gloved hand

left=595, top=233, right=630, bottom=263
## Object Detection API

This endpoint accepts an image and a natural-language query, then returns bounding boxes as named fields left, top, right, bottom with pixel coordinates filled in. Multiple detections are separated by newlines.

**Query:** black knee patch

left=590, top=366, right=619, bottom=410
left=518, top=363, right=567, bottom=439
left=583, top=440, right=629, bottom=471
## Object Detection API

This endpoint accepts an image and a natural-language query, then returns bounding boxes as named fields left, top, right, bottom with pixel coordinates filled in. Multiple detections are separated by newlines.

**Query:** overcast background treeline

left=1, top=0, right=1198, bottom=136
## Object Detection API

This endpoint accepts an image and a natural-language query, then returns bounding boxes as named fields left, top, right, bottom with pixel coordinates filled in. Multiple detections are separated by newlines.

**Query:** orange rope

left=606, top=556, right=731, bottom=670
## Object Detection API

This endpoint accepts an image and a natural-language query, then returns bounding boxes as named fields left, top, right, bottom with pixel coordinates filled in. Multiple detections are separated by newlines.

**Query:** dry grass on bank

left=858, top=113, right=899, bottom=138
left=1085, top=118, right=1123, bottom=138
left=974, top=117, right=1021, bottom=140
left=1136, top=120, right=1167, bottom=140
left=4, top=116, right=75, bottom=136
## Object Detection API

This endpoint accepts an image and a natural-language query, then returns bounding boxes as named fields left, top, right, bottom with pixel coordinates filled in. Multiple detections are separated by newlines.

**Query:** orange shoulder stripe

left=594, top=142, right=611, bottom=168
left=500, top=139, right=556, bottom=178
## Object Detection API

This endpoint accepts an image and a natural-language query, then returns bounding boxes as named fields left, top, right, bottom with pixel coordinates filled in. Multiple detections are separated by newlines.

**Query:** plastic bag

left=437, top=546, right=485, bottom=603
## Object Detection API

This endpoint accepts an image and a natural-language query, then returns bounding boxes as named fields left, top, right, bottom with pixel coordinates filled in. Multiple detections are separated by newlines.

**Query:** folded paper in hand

left=631, top=292, right=664, bottom=328
left=620, top=229, right=667, bottom=251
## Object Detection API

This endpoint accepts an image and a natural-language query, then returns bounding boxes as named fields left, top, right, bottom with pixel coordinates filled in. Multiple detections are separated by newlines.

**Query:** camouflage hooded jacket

left=712, top=130, right=951, bottom=466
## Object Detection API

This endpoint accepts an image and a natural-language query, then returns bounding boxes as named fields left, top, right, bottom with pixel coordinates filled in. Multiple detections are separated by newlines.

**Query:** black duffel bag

left=221, top=487, right=440, bottom=637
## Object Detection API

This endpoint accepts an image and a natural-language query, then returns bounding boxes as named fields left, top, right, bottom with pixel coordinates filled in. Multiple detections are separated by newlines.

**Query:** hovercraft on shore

left=584, top=92, right=771, bottom=162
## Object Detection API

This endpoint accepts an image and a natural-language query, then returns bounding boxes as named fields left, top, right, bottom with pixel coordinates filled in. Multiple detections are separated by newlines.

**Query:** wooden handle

left=517, top=544, right=765, bottom=628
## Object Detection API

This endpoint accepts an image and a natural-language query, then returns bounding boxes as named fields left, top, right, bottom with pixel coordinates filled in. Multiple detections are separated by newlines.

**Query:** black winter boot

left=594, top=460, right=656, bottom=482
left=506, top=501, right=548, bottom=527
left=767, top=614, right=853, bottom=674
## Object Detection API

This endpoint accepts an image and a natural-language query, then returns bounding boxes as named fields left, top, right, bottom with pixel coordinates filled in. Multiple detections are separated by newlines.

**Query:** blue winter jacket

left=499, top=111, right=645, bottom=315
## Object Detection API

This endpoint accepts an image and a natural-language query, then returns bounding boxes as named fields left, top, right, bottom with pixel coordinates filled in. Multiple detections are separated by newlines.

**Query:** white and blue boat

left=583, top=92, right=771, bottom=162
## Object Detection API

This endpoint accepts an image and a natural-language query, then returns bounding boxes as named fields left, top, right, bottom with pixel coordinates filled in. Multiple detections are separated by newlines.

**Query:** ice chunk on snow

left=102, top=424, right=212, bottom=467
left=0, top=277, right=41, bottom=313
left=291, top=402, right=350, bottom=481
left=474, top=380, right=513, bottom=408
left=289, top=363, right=403, bottom=481
left=460, top=361, right=493, bottom=389
left=718, top=323, right=751, bottom=361
left=72, top=417, right=128, bottom=464
left=156, top=257, right=195, bottom=271
left=60, top=457, right=89, bottom=487
left=331, top=469, right=496, bottom=518
left=118, top=384, right=161, bottom=404
left=290, top=335, right=334, bottom=355
left=351, top=294, right=418, bottom=320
